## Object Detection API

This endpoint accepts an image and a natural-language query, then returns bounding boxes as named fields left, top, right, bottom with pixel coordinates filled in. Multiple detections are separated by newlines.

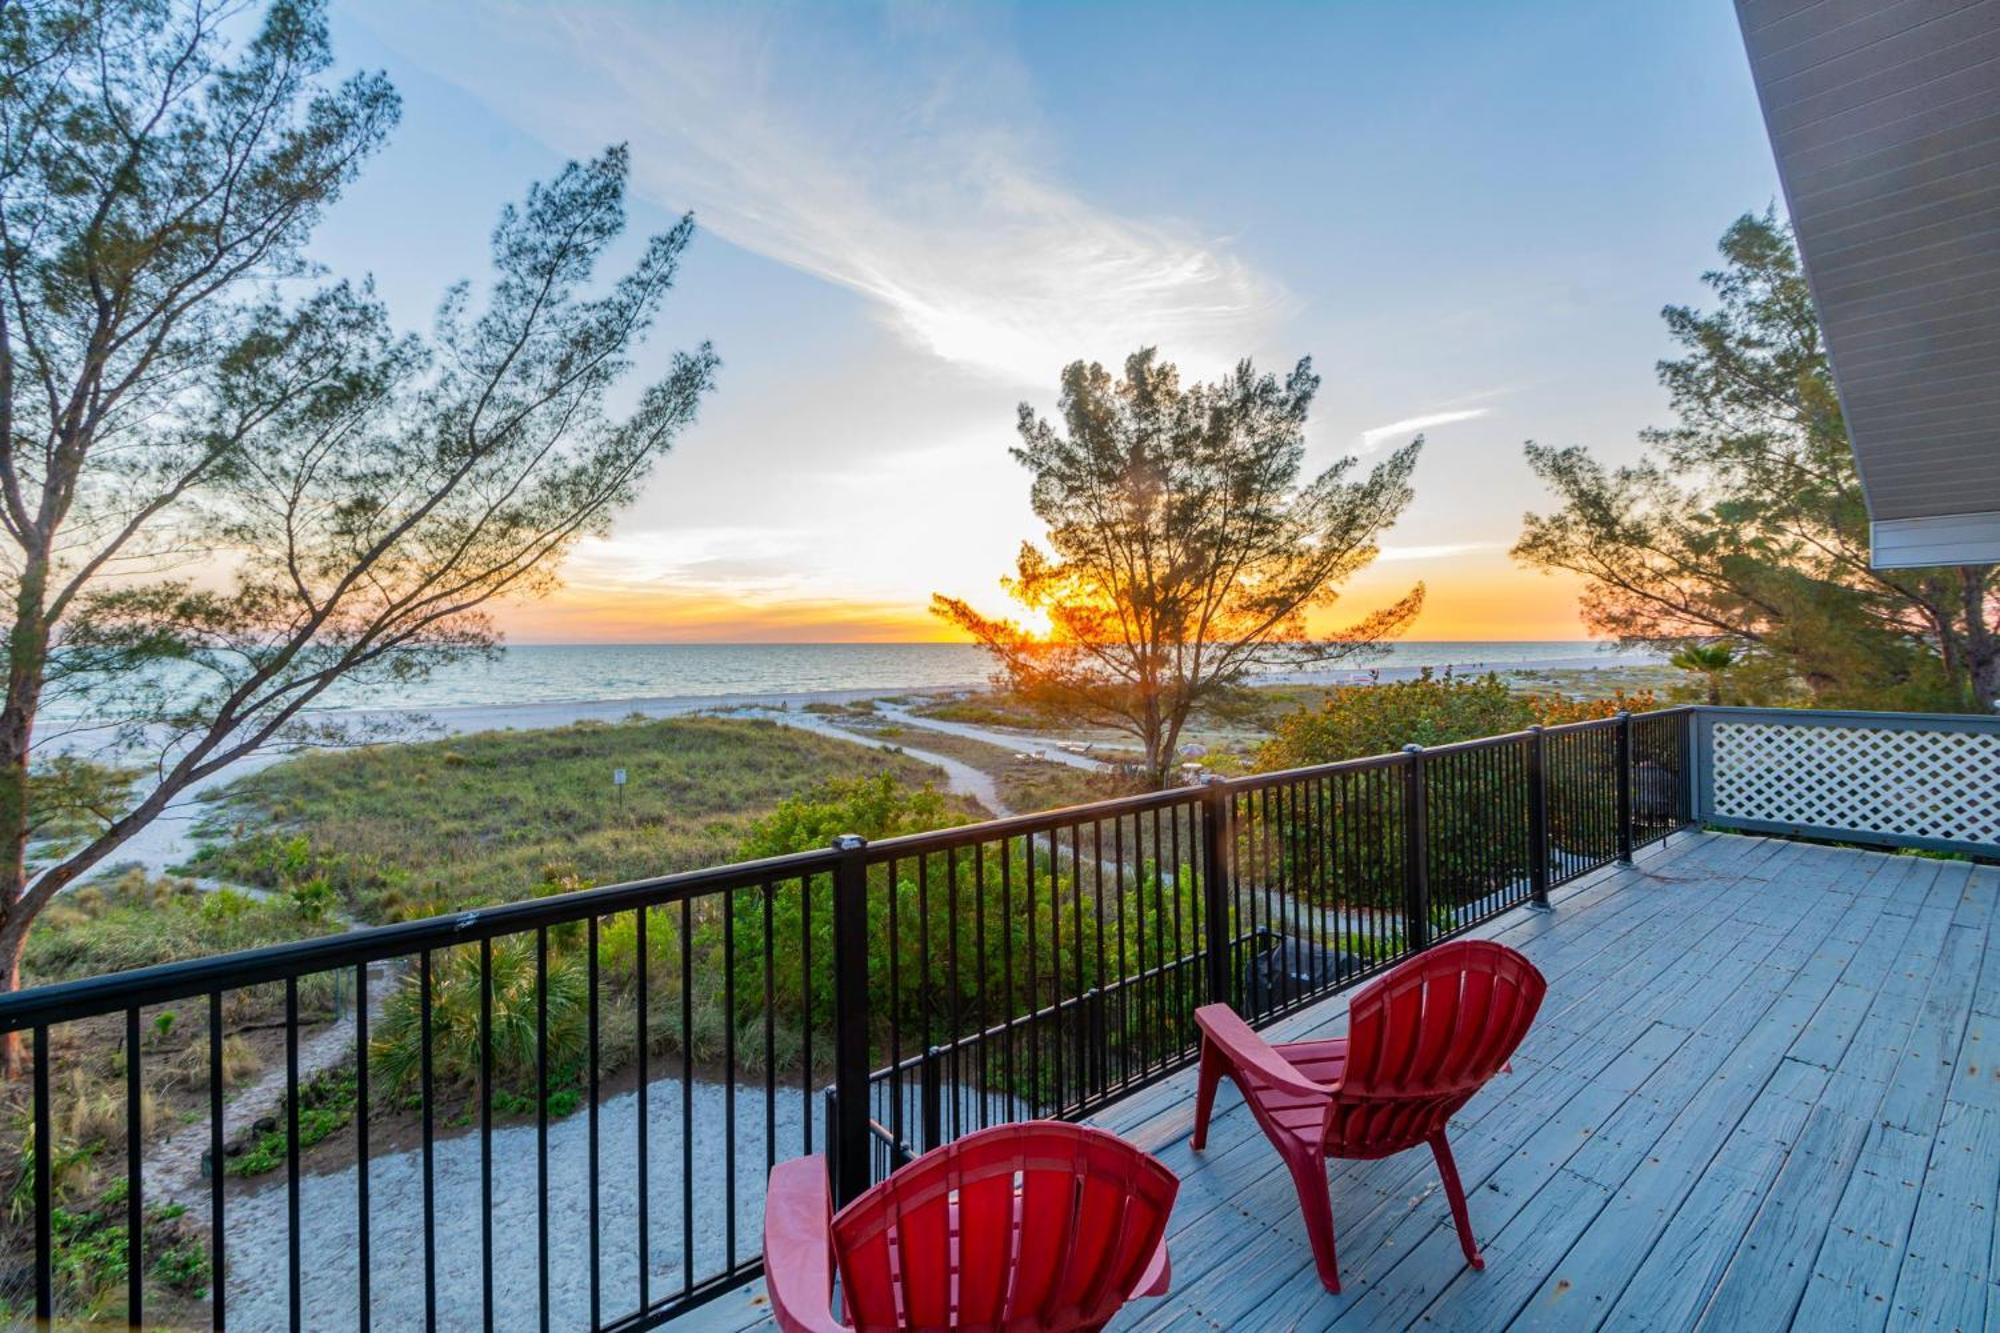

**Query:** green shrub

left=229, top=1068, right=357, bottom=1177
left=1259, top=670, right=1534, bottom=769
left=371, top=936, right=590, bottom=1099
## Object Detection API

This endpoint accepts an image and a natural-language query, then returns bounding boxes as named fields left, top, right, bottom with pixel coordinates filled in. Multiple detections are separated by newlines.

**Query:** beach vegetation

left=1668, top=643, right=1738, bottom=706
left=1257, top=669, right=1662, bottom=771
left=24, top=874, right=341, bottom=987
left=188, top=715, right=974, bottom=920
left=1252, top=672, right=1668, bottom=912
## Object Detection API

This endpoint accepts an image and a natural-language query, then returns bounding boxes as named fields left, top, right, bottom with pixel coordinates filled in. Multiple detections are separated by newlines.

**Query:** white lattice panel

left=1709, top=720, right=2000, bottom=849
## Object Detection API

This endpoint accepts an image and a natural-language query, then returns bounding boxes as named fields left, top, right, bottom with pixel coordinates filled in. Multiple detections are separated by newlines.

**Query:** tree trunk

left=1960, top=566, right=1999, bottom=711
left=1138, top=692, right=1170, bottom=791
left=0, top=914, right=26, bottom=1078
left=1, top=557, right=51, bottom=1077
left=1141, top=730, right=1170, bottom=792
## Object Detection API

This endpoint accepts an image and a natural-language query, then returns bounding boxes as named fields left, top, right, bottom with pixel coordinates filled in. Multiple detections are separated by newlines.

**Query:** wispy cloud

left=1358, top=408, right=1491, bottom=452
left=563, top=528, right=814, bottom=599
left=1375, top=541, right=1500, bottom=562
left=363, top=2, right=1286, bottom=384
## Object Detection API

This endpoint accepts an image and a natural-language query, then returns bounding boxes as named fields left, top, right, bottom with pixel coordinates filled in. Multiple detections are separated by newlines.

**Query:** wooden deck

left=678, top=831, right=2000, bottom=1332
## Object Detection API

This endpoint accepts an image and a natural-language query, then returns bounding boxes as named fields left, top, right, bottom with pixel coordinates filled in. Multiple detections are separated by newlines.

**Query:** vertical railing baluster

left=1527, top=724, right=1551, bottom=898
left=588, top=916, right=601, bottom=1330
left=637, top=907, right=650, bottom=1311
left=723, top=887, right=738, bottom=1272
left=760, top=885, right=775, bottom=1179
left=286, top=976, right=301, bottom=1333
left=1091, top=820, right=1107, bottom=1098
left=356, top=963, right=371, bottom=1333
left=209, top=991, right=227, bottom=1331
left=126, top=1007, right=142, bottom=1329
left=1000, top=848, right=1015, bottom=1119
left=1027, top=832, right=1043, bottom=1111
left=1154, top=804, right=1171, bottom=1068
left=680, top=894, right=694, bottom=1295
left=1048, top=827, right=1064, bottom=1111
left=1617, top=711, right=1635, bottom=864
left=1200, top=779, right=1231, bottom=1011
left=1403, top=745, right=1431, bottom=954
left=800, top=874, right=812, bottom=1158
left=912, top=853, right=926, bottom=1140
left=479, top=938, right=494, bottom=1333
left=829, top=835, right=871, bottom=1206
left=1168, top=802, right=1184, bottom=1043
left=947, top=849, right=963, bottom=1136
left=34, top=1023, right=51, bottom=1327
left=536, top=927, right=550, bottom=1333
left=420, top=952, right=435, bottom=1333
left=1114, top=815, right=1130, bottom=1088
left=973, top=848, right=991, bottom=1130
left=887, top=852, right=902, bottom=1154
left=1066, top=826, right=1083, bottom=1109
left=920, top=1046, right=942, bottom=1154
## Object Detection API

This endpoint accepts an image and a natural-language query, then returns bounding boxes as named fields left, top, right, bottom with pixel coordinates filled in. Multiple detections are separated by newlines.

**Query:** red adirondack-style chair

left=1191, top=939, right=1546, bottom=1293
left=762, top=1120, right=1180, bottom=1332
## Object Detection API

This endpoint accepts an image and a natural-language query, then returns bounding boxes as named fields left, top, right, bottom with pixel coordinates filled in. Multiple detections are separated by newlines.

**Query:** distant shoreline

left=301, top=649, right=1657, bottom=736
left=55, top=650, right=1661, bottom=885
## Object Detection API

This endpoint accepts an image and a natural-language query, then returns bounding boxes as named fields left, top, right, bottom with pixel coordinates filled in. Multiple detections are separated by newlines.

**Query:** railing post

left=830, top=833, right=872, bottom=1206
left=1089, top=986, right=1107, bottom=1094
left=920, top=1046, right=942, bottom=1154
left=1616, top=711, right=1635, bottom=864
left=1402, top=745, right=1431, bottom=954
left=1527, top=726, right=1552, bottom=910
left=1686, top=706, right=1707, bottom=825
left=1199, top=779, right=1233, bottom=1008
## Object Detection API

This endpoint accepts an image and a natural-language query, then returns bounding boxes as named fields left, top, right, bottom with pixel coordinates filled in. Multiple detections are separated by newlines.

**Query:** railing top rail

left=864, top=782, right=1203, bottom=858
left=0, top=843, right=843, bottom=1032
left=1695, top=704, right=2000, bottom=730
left=1237, top=707, right=1687, bottom=789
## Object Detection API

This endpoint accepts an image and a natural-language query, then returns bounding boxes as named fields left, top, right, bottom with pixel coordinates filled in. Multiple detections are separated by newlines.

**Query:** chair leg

left=1285, top=1153, right=1342, bottom=1293
left=1429, top=1131, right=1483, bottom=1271
left=1191, top=1038, right=1228, bottom=1150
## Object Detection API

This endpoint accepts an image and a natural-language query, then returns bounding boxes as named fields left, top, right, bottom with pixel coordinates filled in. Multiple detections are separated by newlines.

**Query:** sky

left=306, top=1, right=1783, bottom=644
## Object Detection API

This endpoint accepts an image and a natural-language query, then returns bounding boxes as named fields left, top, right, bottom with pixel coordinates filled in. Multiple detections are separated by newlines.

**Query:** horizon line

left=494, top=637, right=1617, bottom=648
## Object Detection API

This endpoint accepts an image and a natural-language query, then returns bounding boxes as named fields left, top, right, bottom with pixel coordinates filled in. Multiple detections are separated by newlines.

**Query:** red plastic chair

left=763, top=1119, right=1180, bottom=1332
left=1191, top=939, right=1546, bottom=1293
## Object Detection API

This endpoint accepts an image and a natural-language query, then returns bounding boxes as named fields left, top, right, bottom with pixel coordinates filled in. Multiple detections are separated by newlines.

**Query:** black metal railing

left=0, top=707, right=1696, bottom=1329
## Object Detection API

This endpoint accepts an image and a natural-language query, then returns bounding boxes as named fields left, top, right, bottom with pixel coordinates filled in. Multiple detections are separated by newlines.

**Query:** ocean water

left=35, top=641, right=1637, bottom=724
left=285, top=640, right=1623, bottom=712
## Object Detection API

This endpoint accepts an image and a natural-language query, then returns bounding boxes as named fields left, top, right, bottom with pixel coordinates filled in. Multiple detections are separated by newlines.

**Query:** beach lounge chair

left=1191, top=939, right=1546, bottom=1293
left=763, top=1119, right=1180, bottom=1332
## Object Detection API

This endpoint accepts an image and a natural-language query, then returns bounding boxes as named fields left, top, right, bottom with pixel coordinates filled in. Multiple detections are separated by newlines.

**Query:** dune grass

left=184, top=714, right=970, bottom=922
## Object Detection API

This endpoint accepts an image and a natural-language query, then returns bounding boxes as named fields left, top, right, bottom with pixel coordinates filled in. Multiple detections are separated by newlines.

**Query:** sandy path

left=143, top=960, right=401, bottom=1213
left=873, top=702, right=1111, bottom=772
left=724, top=706, right=1008, bottom=814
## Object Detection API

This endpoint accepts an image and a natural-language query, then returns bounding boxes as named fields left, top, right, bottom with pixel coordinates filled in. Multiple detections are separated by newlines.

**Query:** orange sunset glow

left=497, top=554, right=1593, bottom=644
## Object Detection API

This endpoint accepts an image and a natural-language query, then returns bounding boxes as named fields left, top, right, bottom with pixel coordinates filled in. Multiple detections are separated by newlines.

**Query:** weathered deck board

left=666, top=832, right=1998, bottom=1333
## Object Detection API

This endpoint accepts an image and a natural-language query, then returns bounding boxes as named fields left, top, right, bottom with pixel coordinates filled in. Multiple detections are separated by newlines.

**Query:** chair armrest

left=763, top=1156, right=847, bottom=1333
left=1194, top=1004, right=1337, bottom=1098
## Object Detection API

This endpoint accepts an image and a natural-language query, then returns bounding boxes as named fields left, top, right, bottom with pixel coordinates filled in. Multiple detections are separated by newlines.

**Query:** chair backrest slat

left=1327, top=940, right=1545, bottom=1155
left=829, top=1120, right=1178, bottom=1332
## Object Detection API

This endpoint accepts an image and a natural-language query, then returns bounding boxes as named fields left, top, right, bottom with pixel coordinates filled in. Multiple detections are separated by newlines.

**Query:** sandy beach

left=48, top=646, right=1652, bottom=885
